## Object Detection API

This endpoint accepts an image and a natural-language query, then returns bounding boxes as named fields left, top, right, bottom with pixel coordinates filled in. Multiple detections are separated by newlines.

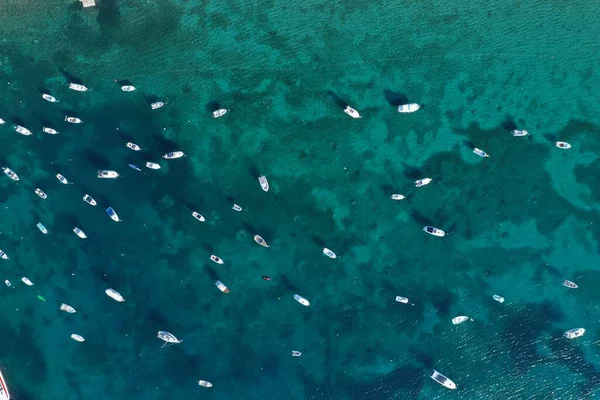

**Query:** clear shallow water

left=1, top=0, right=600, bottom=399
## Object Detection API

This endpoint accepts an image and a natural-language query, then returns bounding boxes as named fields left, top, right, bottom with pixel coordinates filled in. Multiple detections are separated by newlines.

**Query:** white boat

left=0, top=251, right=8, bottom=260
left=232, top=204, right=242, bottom=211
left=452, top=316, right=470, bottom=325
left=70, top=334, right=85, bottom=342
left=157, top=331, right=183, bottom=347
left=397, top=103, right=421, bottom=113
left=512, top=129, right=528, bottom=137
left=556, top=141, right=571, bottom=149
left=129, top=164, right=142, bottom=172
left=473, top=148, right=489, bottom=157
left=121, top=85, right=136, bottom=92
left=60, top=303, right=77, bottom=313
left=163, top=151, right=185, bottom=159
left=14, top=125, right=32, bottom=136
left=69, top=83, right=88, bottom=92
left=42, top=127, right=59, bottom=135
left=2, top=167, right=19, bottom=181
left=212, top=109, right=228, bottom=118
left=65, top=116, right=83, bottom=124
left=493, top=294, right=505, bottom=303
left=344, top=105, right=361, bottom=118
left=82, top=194, right=97, bottom=206
left=395, top=296, right=410, bottom=304
left=430, top=370, right=457, bottom=390
left=146, top=162, right=161, bottom=170
left=254, top=235, right=270, bottom=247
left=151, top=102, right=164, bottom=110
left=0, top=368, right=11, bottom=400
left=106, top=207, right=121, bottom=222
left=192, top=211, right=205, bottom=222
left=73, top=227, right=87, bottom=239
left=415, top=178, right=432, bottom=187
left=105, top=288, right=125, bottom=302
left=258, top=175, right=269, bottom=192
left=126, top=142, right=141, bottom=151
left=323, top=247, right=337, bottom=259
left=42, top=93, right=58, bottom=102
left=210, top=255, right=224, bottom=264
left=293, top=294, right=310, bottom=306
left=21, top=277, right=34, bottom=286
left=97, top=170, right=119, bottom=179
left=34, top=188, right=47, bottom=199
left=562, top=279, right=578, bottom=289
left=564, top=328, right=585, bottom=339
left=198, top=380, right=213, bottom=388
left=390, top=194, right=405, bottom=200
left=36, top=222, right=48, bottom=234
left=56, top=174, right=69, bottom=184
left=423, top=226, right=446, bottom=237
left=291, top=351, right=302, bottom=357
left=215, top=280, right=230, bottom=293
left=0, top=118, right=4, bottom=124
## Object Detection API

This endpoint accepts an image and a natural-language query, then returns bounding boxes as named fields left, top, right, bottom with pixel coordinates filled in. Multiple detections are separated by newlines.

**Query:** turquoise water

left=1, top=0, right=600, bottom=399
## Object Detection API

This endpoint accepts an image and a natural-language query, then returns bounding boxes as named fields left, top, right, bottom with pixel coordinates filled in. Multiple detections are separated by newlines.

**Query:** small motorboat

left=163, top=151, right=185, bottom=159
left=493, top=294, right=505, bottom=303
left=36, top=222, right=48, bottom=234
left=4, top=280, right=11, bottom=287
left=128, top=164, right=142, bottom=172
left=293, top=294, right=310, bottom=307
left=151, top=102, right=165, bottom=110
left=232, top=204, right=242, bottom=212
left=415, top=178, right=432, bottom=187
left=34, top=188, right=47, bottom=199
left=344, top=105, right=361, bottom=118
left=43, top=127, right=59, bottom=135
left=2, top=167, right=19, bottom=181
left=70, top=334, right=85, bottom=342
left=126, top=142, right=141, bottom=151
left=0, top=118, right=4, bottom=124
left=42, top=93, right=59, bottom=102
left=60, top=303, right=77, bottom=313
left=65, top=116, right=83, bottom=124
left=198, top=380, right=213, bottom=388
left=395, top=296, right=410, bottom=304
left=254, top=235, right=270, bottom=247
left=105, top=288, right=125, bottom=302
left=21, top=277, right=34, bottom=286
left=73, top=227, right=87, bottom=239
left=106, top=207, right=121, bottom=222
left=157, top=331, right=183, bottom=347
left=556, top=141, right=571, bottom=149
left=146, top=162, right=161, bottom=170
left=14, top=125, right=32, bottom=136
left=210, top=255, right=224, bottom=264
left=452, top=316, right=471, bottom=325
left=262, top=276, right=272, bottom=281
left=192, top=211, right=206, bottom=222
left=56, top=174, right=69, bottom=184
left=97, top=170, right=119, bottom=179
left=390, top=194, right=405, bottom=200
left=121, top=85, right=136, bottom=92
left=258, top=175, right=269, bottom=192
left=212, top=109, right=228, bottom=118
left=0, top=250, right=8, bottom=260
left=473, top=148, right=489, bottom=158
left=430, top=370, right=457, bottom=390
left=512, top=129, right=528, bottom=137
left=83, top=194, right=97, bottom=206
left=323, top=247, right=337, bottom=259
left=562, top=279, right=578, bottom=289
left=564, top=328, right=585, bottom=339
left=397, top=103, right=421, bottom=113
left=69, top=83, right=88, bottom=92
left=291, top=351, right=302, bottom=357
left=215, top=280, right=230, bottom=293
left=423, top=226, right=446, bottom=237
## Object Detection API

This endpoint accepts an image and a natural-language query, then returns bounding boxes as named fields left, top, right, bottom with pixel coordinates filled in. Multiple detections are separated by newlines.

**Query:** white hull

left=15, top=125, right=32, bottom=136
left=512, top=130, right=528, bottom=137
left=70, top=334, right=85, bottom=342
left=564, top=328, right=585, bottom=339
left=0, top=251, right=8, bottom=260
left=21, top=277, right=34, bottom=286
left=43, top=127, right=59, bottom=135
left=397, top=103, right=420, bottom=113
left=157, top=331, right=182, bottom=345
left=390, top=194, right=405, bottom=200
left=424, top=226, right=445, bottom=237
left=192, top=212, right=205, bottom=222
left=56, top=174, right=69, bottom=184
left=210, top=255, right=224, bottom=264
left=493, top=294, right=505, bottom=303
left=42, top=93, right=58, bottom=102
left=323, top=247, right=337, bottom=259
left=254, top=235, right=270, bottom=247
left=97, top=170, right=119, bottom=179
left=0, top=118, right=4, bottom=124
left=452, top=316, right=469, bottom=325
left=121, top=85, right=136, bottom=92
left=151, top=102, right=164, bottom=110
left=232, top=204, right=242, bottom=211
left=69, top=83, right=88, bottom=92
left=212, top=109, right=228, bottom=118
left=126, top=142, right=141, bottom=151
left=344, top=106, right=361, bottom=118
left=163, top=151, right=185, bottom=159
left=198, top=380, right=213, bottom=388
left=105, top=288, right=125, bottom=302
left=37, top=222, right=48, bottom=234
left=146, top=162, right=161, bottom=169
left=293, top=294, right=310, bottom=306
left=556, top=141, right=571, bottom=149
left=73, top=227, right=87, bottom=239
left=395, top=296, right=409, bottom=304
left=106, top=207, right=121, bottom=222
left=83, top=194, right=97, bottom=206
left=215, top=280, right=230, bottom=293
left=415, top=178, right=432, bottom=187
left=430, top=370, right=457, bottom=390
left=473, top=148, right=489, bottom=157
left=562, top=279, right=578, bottom=289
left=35, top=188, right=48, bottom=199
left=65, top=116, right=83, bottom=124
left=60, top=303, right=77, bottom=313
left=258, top=175, right=269, bottom=192
left=2, top=168, right=19, bottom=181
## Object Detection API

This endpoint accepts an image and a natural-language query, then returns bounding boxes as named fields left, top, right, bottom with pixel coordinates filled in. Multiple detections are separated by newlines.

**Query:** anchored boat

left=473, top=148, right=489, bottom=157
left=56, top=174, right=69, bottom=184
left=293, top=294, right=310, bottom=306
left=163, top=151, right=185, bottom=159
left=564, top=328, right=585, bottom=339
left=151, top=102, right=164, bottom=110
left=397, top=103, right=420, bottom=113
left=65, top=116, right=83, bottom=124
left=73, top=227, right=87, bottom=239
left=106, top=207, right=121, bottom=222
left=423, top=226, right=445, bottom=237
left=212, top=109, right=228, bottom=118
left=215, top=280, right=230, bottom=293
left=323, top=247, right=337, bottom=259
left=43, top=127, right=59, bottom=135
left=83, top=194, right=97, bottom=206
left=415, top=178, right=432, bottom=187
left=210, top=255, right=224, bottom=264
left=344, top=105, right=361, bottom=118
left=430, top=370, right=456, bottom=390
left=97, top=170, right=119, bottom=179
left=451, top=316, right=471, bottom=325
left=254, top=235, right=270, bottom=247
left=105, top=288, right=125, bottom=302
left=157, top=331, right=183, bottom=347
left=146, top=162, right=161, bottom=170
left=258, top=175, right=269, bottom=192
left=42, top=93, right=59, bottom=102
left=390, top=194, right=405, bottom=200
left=192, top=211, right=205, bottom=222
left=14, top=125, right=32, bottom=136
left=34, top=188, right=47, bottom=199
left=121, top=85, right=136, bottom=92
left=36, top=222, right=48, bottom=234
left=126, top=142, right=141, bottom=151
left=512, top=129, right=528, bottom=137
left=556, top=141, right=571, bottom=149
left=69, top=83, right=88, bottom=92
left=2, top=167, right=19, bottom=181
left=0, top=250, right=8, bottom=260
left=60, top=303, right=77, bottom=313
left=70, top=334, right=85, bottom=342
left=198, top=380, right=213, bottom=388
